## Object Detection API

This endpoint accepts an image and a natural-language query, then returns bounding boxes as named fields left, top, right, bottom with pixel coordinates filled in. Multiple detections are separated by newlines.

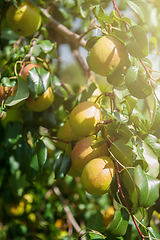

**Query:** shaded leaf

left=107, top=68, right=124, bottom=87
left=105, top=208, right=129, bottom=237
left=53, top=153, right=71, bottom=179
left=36, top=138, right=47, bottom=172
left=111, top=168, right=138, bottom=213
left=86, top=211, right=103, bottom=232
left=125, top=66, right=152, bottom=99
left=86, top=36, right=101, bottom=50
left=79, top=82, right=97, bottom=102
left=4, top=122, right=23, bottom=148
left=125, top=96, right=137, bottom=115
left=110, top=139, right=133, bottom=166
left=134, top=165, right=160, bottom=208
left=150, top=95, right=160, bottom=131
left=126, top=25, right=148, bottom=58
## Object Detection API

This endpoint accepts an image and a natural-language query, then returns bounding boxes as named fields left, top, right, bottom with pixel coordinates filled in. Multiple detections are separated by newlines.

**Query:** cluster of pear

left=56, top=100, right=115, bottom=196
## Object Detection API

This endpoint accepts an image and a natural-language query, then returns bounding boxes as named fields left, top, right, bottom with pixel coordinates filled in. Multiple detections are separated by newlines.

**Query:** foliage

left=0, top=0, right=160, bottom=240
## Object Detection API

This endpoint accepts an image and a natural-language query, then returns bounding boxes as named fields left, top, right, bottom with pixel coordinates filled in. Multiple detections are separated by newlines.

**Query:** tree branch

left=40, top=7, right=87, bottom=48
left=52, top=183, right=86, bottom=239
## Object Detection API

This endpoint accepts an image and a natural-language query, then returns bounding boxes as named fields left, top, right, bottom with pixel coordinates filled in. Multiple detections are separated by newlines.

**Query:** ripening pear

left=69, top=101, right=102, bottom=137
left=81, top=156, right=115, bottom=196
left=71, top=135, right=109, bottom=175
left=87, top=36, right=127, bottom=76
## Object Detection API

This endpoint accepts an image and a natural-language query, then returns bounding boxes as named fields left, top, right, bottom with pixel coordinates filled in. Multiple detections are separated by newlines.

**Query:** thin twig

left=112, top=0, right=128, bottom=31
left=139, top=59, right=152, bottom=79
left=112, top=159, right=145, bottom=240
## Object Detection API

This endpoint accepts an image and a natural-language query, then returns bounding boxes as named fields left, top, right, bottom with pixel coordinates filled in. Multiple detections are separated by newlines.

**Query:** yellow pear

left=81, top=156, right=115, bottom=196
left=69, top=101, right=102, bottom=137
left=88, top=36, right=127, bottom=76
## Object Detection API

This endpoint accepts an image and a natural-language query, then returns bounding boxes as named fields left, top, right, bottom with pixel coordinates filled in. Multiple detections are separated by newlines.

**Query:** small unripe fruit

left=69, top=101, right=102, bottom=137
left=81, top=156, right=115, bottom=196
left=71, top=135, right=109, bottom=175
left=88, top=36, right=127, bottom=76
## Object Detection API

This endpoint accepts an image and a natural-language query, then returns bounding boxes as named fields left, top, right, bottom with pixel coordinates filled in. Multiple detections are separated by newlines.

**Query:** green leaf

left=27, top=67, right=50, bottom=99
left=141, top=140, right=159, bottom=178
left=78, top=82, right=97, bottom=102
left=148, top=227, right=160, bottom=240
left=125, top=96, right=137, bottom=114
left=94, top=7, right=114, bottom=27
left=110, top=139, right=133, bottom=166
left=154, top=78, right=160, bottom=102
left=85, top=36, right=101, bottom=50
left=134, top=165, right=160, bottom=208
left=126, top=25, right=148, bottom=58
left=81, top=231, right=105, bottom=240
left=9, top=171, right=28, bottom=196
left=36, top=139, right=47, bottom=172
left=79, top=1, right=91, bottom=18
left=53, top=153, right=71, bottom=179
left=86, top=211, right=103, bottom=232
left=107, top=68, right=125, bottom=87
left=5, top=76, right=29, bottom=106
left=150, top=96, right=160, bottom=131
left=127, top=0, right=148, bottom=23
left=38, top=40, right=53, bottom=53
left=144, top=134, right=160, bottom=158
left=111, top=169, right=138, bottom=213
left=30, top=153, right=39, bottom=172
left=105, top=208, right=129, bottom=236
left=102, top=122, right=133, bottom=142
left=4, top=122, right=23, bottom=148
left=125, top=66, right=152, bottom=99
left=1, top=77, right=16, bottom=87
